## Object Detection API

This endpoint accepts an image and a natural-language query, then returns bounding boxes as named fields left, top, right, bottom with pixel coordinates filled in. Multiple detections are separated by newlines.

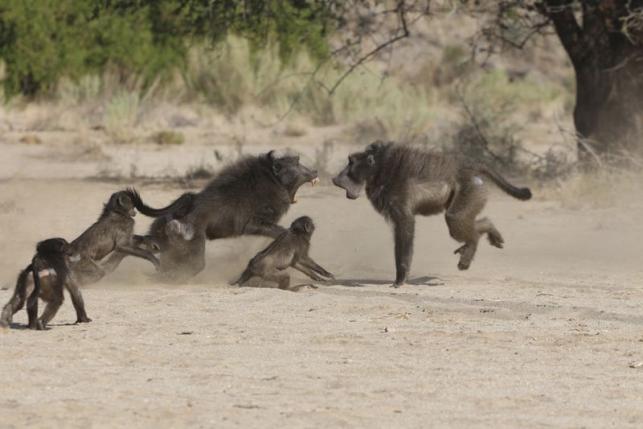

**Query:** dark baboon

left=0, top=238, right=90, bottom=330
left=69, top=190, right=160, bottom=282
left=333, top=141, right=531, bottom=287
left=231, top=216, right=334, bottom=291
left=131, top=151, right=320, bottom=278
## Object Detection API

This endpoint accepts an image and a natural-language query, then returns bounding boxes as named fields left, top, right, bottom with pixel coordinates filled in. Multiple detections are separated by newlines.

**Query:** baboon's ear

left=366, top=154, right=376, bottom=166
left=268, top=150, right=276, bottom=160
left=117, top=194, right=128, bottom=207
left=367, top=140, right=385, bottom=152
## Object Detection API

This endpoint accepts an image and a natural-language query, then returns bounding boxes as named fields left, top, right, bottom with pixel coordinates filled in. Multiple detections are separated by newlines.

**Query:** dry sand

left=1, top=179, right=643, bottom=428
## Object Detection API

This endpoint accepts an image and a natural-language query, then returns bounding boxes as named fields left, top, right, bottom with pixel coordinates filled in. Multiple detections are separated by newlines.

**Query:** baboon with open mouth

left=131, top=151, right=322, bottom=279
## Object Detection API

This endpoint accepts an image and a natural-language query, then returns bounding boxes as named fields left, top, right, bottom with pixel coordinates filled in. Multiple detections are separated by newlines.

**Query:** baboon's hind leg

left=38, top=294, right=63, bottom=328
left=263, top=270, right=291, bottom=290
left=445, top=180, right=487, bottom=270
left=476, top=217, right=504, bottom=249
left=66, top=276, right=91, bottom=323
left=0, top=291, right=25, bottom=327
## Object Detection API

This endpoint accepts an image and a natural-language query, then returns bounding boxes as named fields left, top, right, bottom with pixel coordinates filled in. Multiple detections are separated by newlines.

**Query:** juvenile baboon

left=231, top=216, right=334, bottom=291
left=333, top=141, right=532, bottom=287
left=72, top=235, right=161, bottom=285
left=0, top=238, right=90, bottom=330
left=131, top=151, right=321, bottom=278
left=69, top=190, right=160, bottom=281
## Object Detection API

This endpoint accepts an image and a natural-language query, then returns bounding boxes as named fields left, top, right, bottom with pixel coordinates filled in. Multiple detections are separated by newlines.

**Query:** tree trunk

left=546, top=0, right=643, bottom=161
left=573, top=44, right=643, bottom=160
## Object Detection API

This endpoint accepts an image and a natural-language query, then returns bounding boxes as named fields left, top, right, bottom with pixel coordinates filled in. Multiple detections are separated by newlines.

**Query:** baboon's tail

left=30, top=263, right=41, bottom=297
left=127, top=188, right=196, bottom=218
left=230, top=269, right=252, bottom=286
left=480, top=167, right=532, bottom=201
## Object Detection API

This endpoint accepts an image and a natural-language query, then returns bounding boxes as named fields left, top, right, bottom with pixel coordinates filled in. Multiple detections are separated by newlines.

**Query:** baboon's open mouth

left=291, top=177, right=319, bottom=203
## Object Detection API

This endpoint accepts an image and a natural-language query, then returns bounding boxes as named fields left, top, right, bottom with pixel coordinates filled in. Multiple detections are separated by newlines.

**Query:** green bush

left=0, top=0, right=331, bottom=98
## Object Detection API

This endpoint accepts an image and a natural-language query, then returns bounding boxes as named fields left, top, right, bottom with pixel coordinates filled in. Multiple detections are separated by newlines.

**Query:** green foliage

left=186, top=37, right=434, bottom=139
left=0, top=0, right=331, bottom=98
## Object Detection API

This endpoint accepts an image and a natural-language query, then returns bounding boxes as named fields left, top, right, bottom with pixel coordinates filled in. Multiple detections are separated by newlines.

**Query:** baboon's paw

left=29, top=321, right=45, bottom=330
left=488, top=232, right=504, bottom=249
left=454, top=244, right=467, bottom=255
left=457, top=261, right=471, bottom=271
left=76, top=316, right=92, bottom=324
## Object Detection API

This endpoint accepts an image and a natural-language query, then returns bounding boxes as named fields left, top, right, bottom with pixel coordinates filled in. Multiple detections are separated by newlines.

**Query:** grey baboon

left=231, top=216, right=334, bottom=291
left=131, top=151, right=321, bottom=278
left=333, top=141, right=531, bottom=287
left=0, top=238, right=90, bottom=330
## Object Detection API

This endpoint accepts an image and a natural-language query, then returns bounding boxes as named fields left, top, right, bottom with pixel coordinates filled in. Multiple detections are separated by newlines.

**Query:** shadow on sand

left=326, top=275, right=444, bottom=288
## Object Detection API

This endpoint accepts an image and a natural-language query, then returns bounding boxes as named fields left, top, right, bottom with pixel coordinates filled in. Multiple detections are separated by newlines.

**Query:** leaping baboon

left=130, top=151, right=322, bottom=278
left=68, top=190, right=160, bottom=282
left=0, top=238, right=90, bottom=330
left=231, top=216, right=334, bottom=291
left=332, top=141, right=532, bottom=287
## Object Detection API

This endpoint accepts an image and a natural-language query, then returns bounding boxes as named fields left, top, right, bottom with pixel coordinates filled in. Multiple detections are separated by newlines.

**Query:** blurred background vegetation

left=0, top=0, right=330, bottom=97
left=0, top=0, right=581, bottom=181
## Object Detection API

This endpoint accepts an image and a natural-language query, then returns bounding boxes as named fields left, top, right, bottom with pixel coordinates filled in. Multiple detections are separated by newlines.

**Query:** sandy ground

left=1, top=179, right=643, bottom=428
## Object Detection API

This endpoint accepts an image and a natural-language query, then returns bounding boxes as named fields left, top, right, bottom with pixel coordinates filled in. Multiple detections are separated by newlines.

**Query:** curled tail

left=127, top=189, right=196, bottom=218
left=30, top=263, right=42, bottom=298
left=479, top=167, right=532, bottom=201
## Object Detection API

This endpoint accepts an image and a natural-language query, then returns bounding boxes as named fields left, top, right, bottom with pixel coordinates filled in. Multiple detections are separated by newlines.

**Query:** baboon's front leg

left=243, top=222, right=287, bottom=239
left=392, top=214, right=415, bottom=287
left=299, top=255, right=334, bottom=279
left=293, top=262, right=325, bottom=282
left=116, top=246, right=160, bottom=269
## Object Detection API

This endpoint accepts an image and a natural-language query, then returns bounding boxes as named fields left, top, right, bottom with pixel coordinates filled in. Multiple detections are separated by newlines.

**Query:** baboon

left=131, top=151, right=321, bottom=278
left=332, top=141, right=532, bottom=287
left=69, top=190, right=160, bottom=281
left=231, top=216, right=334, bottom=291
left=128, top=191, right=205, bottom=281
left=71, top=235, right=161, bottom=285
left=0, top=238, right=90, bottom=330
left=149, top=219, right=205, bottom=282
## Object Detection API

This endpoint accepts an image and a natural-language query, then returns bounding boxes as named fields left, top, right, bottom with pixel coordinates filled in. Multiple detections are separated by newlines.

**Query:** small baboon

left=69, top=190, right=160, bottom=281
left=0, top=238, right=90, bottom=330
left=72, top=234, right=161, bottom=285
left=231, top=216, right=334, bottom=291
left=333, top=141, right=532, bottom=287
left=131, top=151, right=319, bottom=278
